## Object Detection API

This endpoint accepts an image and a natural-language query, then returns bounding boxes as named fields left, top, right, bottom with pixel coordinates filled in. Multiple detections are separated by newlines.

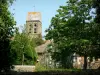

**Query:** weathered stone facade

left=13, top=65, right=35, bottom=72
left=26, top=12, right=42, bottom=38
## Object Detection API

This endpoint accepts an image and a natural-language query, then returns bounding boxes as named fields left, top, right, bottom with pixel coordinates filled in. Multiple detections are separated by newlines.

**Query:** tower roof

left=26, top=12, right=41, bottom=21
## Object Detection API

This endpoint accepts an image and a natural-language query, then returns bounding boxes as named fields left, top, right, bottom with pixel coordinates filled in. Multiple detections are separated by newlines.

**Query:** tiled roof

left=35, top=40, right=51, bottom=53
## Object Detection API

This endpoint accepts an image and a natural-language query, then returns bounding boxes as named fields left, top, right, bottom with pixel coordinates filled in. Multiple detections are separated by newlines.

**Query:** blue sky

left=9, top=0, right=67, bottom=36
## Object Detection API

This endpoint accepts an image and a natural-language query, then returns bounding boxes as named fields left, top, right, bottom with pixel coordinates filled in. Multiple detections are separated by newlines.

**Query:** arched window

left=34, top=28, right=37, bottom=33
left=34, top=23, right=37, bottom=33
left=34, top=24, right=37, bottom=27
left=29, top=24, right=32, bottom=33
left=30, top=24, right=33, bottom=28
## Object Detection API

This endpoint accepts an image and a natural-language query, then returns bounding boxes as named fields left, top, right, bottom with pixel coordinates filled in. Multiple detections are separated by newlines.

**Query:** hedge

left=0, top=69, right=100, bottom=75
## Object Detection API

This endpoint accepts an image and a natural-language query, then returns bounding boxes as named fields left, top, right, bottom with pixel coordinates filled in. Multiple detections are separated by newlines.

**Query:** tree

left=92, top=0, right=100, bottom=58
left=93, top=0, right=100, bottom=23
left=0, top=0, right=16, bottom=72
left=33, top=37, right=44, bottom=46
left=11, top=32, right=38, bottom=65
left=45, top=0, right=95, bottom=69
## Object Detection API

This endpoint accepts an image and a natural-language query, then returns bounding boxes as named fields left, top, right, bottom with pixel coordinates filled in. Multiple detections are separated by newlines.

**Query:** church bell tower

left=26, top=12, right=42, bottom=38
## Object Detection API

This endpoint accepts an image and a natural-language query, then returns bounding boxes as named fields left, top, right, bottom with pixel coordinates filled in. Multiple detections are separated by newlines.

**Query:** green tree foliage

left=92, top=0, right=100, bottom=58
left=33, top=37, right=44, bottom=46
left=11, top=32, right=38, bottom=65
left=93, top=0, right=100, bottom=23
left=0, top=0, right=16, bottom=72
left=45, top=0, right=99, bottom=69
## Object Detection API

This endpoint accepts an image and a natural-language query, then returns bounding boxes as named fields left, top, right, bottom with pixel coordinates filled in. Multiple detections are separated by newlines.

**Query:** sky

left=9, top=0, right=67, bottom=36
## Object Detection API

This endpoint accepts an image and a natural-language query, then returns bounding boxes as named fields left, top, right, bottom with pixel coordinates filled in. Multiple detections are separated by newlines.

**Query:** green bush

left=35, top=62, right=81, bottom=72
left=35, top=62, right=47, bottom=71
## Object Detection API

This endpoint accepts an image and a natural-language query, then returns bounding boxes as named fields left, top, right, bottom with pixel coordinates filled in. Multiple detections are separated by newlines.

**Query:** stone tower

left=26, top=12, right=42, bottom=38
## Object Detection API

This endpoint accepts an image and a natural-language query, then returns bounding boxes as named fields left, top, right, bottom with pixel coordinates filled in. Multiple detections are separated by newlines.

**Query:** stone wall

left=12, top=65, right=35, bottom=72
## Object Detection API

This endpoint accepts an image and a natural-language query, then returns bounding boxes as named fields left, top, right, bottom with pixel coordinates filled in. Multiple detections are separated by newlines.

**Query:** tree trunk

left=83, top=56, right=87, bottom=70
left=22, top=52, right=24, bottom=65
